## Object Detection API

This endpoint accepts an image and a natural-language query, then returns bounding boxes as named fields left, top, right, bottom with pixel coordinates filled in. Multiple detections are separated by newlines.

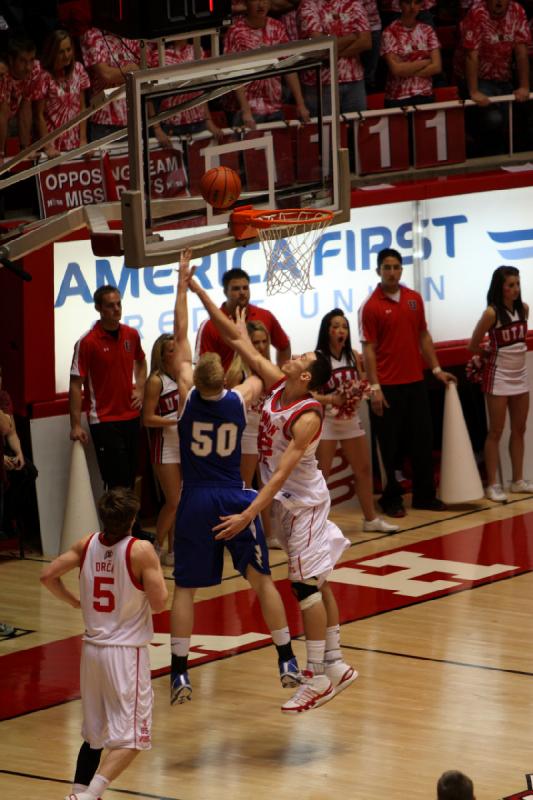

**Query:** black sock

left=73, top=741, right=103, bottom=785
left=171, top=653, right=188, bottom=673
left=275, top=642, right=295, bottom=662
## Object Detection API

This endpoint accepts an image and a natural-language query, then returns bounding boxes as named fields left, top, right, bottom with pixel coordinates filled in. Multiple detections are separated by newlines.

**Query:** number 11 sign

left=413, top=107, right=466, bottom=169
left=355, top=114, right=410, bottom=175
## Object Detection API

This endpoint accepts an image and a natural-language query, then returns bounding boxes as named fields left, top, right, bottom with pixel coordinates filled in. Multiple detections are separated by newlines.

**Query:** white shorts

left=272, top=498, right=350, bottom=585
left=81, top=642, right=153, bottom=750
left=322, top=411, right=365, bottom=441
left=149, top=426, right=180, bottom=465
left=241, top=413, right=259, bottom=455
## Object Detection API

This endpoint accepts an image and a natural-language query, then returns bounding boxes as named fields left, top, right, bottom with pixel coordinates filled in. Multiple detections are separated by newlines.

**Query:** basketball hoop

left=231, top=207, right=333, bottom=295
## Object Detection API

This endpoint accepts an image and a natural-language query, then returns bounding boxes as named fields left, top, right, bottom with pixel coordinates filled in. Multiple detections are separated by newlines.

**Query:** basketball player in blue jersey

left=170, top=252, right=303, bottom=709
left=188, top=272, right=358, bottom=715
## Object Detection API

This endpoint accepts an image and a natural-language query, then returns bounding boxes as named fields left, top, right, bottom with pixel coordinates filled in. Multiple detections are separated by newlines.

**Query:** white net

left=254, top=209, right=333, bottom=296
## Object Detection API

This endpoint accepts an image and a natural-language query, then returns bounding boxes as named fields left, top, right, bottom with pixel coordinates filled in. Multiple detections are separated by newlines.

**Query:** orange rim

left=242, top=208, right=333, bottom=229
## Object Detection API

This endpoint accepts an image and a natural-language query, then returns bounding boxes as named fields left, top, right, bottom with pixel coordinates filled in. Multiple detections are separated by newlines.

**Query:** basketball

left=200, top=166, right=242, bottom=209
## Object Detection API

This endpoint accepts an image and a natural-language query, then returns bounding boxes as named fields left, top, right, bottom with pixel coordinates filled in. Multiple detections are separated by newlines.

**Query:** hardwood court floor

left=2, top=496, right=533, bottom=800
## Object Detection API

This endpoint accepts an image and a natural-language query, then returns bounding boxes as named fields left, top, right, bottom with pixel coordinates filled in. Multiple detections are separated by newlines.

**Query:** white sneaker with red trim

left=281, top=671, right=334, bottom=714
left=325, top=660, right=358, bottom=696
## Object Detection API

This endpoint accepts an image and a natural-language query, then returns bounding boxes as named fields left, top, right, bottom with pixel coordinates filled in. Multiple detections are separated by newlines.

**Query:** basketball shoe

left=325, top=660, right=358, bottom=696
left=279, top=656, right=303, bottom=688
left=281, top=671, right=334, bottom=714
left=170, top=671, right=192, bottom=705
left=64, top=793, right=102, bottom=800
left=363, top=517, right=399, bottom=533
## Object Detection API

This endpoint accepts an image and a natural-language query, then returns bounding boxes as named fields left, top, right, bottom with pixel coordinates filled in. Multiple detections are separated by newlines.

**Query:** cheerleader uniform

left=148, top=373, right=180, bottom=464
left=482, top=309, right=528, bottom=396
left=321, top=353, right=366, bottom=441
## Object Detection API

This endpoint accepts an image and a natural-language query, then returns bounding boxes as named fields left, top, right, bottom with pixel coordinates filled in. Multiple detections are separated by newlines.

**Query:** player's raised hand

left=234, top=306, right=249, bottom=338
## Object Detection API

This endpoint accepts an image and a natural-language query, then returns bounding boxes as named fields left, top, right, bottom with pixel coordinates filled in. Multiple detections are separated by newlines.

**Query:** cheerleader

left=143, top=334, right=181, bottom=562
left=314, top=309, right=399, bottom=532
left=469, top=266, right=532, bottom=503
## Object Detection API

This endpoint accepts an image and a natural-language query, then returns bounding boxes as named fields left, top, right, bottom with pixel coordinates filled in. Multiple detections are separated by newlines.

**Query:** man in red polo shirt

left=358, top=248, right=455, bottom=518
left=69, top=285, right=147, bottom=492
left=195, top=268, right=291, bottom=370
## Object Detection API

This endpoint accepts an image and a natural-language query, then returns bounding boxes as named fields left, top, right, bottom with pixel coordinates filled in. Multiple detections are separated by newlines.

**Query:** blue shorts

left=173, top=485, right=271, bottom=587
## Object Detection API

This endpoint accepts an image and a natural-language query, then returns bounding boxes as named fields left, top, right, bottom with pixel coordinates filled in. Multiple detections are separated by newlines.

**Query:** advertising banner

left=38, top=147, right=188, bottom=218
left=53, top=185, right=533, bottom=394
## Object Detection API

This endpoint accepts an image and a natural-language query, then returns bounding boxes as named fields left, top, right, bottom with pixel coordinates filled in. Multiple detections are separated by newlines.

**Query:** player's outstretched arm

left=213, top=410, right=320, bottom=539
left=174, top=249, right=194, bottom=405
left=40, top=539, right=87, bottom=608
left=189, top=278, right=282, bottom=391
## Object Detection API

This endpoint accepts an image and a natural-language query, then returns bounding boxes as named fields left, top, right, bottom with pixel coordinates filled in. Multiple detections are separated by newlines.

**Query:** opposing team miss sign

left=37, top=149, right=187, bottom=217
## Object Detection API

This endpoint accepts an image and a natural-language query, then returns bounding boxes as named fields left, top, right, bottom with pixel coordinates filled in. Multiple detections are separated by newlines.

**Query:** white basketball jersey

left=258, top=379, right=329, bottom=509
left=80, top=533, right=153, bottom=646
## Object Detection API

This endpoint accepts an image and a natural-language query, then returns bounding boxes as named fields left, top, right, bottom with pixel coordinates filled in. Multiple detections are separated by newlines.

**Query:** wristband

left=432, top=366, right=442, bottom=375
left=370, top=383, right=381, bottom=391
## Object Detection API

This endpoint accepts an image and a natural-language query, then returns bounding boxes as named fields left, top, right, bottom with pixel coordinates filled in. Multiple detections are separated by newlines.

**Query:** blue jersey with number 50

left=178, top=387, right=245, bottom=486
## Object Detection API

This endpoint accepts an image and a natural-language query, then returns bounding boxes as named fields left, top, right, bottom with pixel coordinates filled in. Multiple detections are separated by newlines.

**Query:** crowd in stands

left=0, top=0, right=533, bottom=165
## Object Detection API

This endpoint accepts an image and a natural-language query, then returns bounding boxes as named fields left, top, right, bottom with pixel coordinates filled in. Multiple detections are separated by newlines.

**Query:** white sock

left=72, top=784, right=87, bottom=795
left=325, top=624, right=342, bottom=663
left=271, top=627, right=290, bottom=647
left=171, top=637, right=190, bottom=657
left=87, top=773, right=110, bottom=798
left=306, top=639, right=326, bottom=674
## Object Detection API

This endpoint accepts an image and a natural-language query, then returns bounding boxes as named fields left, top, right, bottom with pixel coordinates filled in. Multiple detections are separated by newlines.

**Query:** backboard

left=90, top=36, right=351, bottom=267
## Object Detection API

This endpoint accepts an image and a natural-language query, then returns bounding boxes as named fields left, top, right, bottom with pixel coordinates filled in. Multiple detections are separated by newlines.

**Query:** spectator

left=383, top=0, right=437, bottom=28
left=459, top=0, right=530, bottom=154
left=358, top=247, right=455, bottom=517
left=298, top=0, right=371, bottom=114
left=437, top=770, right=475, bottom=800
left=381, top=0, right=441, bottom=107
left=0, top=35, right=38, bottom=161
left=79, top=27, right=141, bottom=141
left=0, top=362, right=37, bottom=547
left=361, top=0, right=383, bottom=90
left=69, top=285, right=147, bottom=500
left=270, top=0, right=301, bottom=41
left=195, top=267, right=291, bottom=371
left=34, top=29, right=90, bottom=158
left=152, top=40, right=223, bottom=145
left=223, top=0, right=310, bottom=128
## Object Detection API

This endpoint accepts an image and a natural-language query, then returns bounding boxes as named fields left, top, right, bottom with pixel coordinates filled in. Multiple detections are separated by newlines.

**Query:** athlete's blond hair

left=194, top=352, right=225, bottom=396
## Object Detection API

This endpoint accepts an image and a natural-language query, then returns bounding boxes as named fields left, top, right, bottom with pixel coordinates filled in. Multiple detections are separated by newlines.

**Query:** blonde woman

left=143, top=334, right=181, bottom=564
